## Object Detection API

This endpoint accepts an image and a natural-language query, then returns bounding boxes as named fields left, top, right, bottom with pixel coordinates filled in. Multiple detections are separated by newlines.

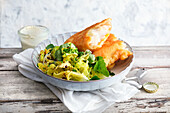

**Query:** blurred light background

left=0, top=0, right=170, bottom=48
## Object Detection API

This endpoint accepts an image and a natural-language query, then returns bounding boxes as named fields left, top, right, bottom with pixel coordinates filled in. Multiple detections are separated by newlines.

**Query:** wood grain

left=0, top=58, right=18, bottom=71
left=0, top=98, right=169, bottom=113
left=0, top=99, right=70, bottom=113
left=0, top=48, right=22, bottom=58
left=1, top=98, right=169, bottom=113
left=0, top=47, right=170, bottom=113
left=133, top=47, right=170, bottom=68
left=0, top=71, right=56, bottom=100
left=105, top=98, right=170, bottom=112
left=0, top=68, right=170, bottom=100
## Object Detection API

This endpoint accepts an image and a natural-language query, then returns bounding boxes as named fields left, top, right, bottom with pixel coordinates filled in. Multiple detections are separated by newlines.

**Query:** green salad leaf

left=51, top=46, right=60, bottom=59
left=46, top=44, right=54, bottom=50
left=90, top=75, right=100, bottom=80
left=93, top=56, right=109, bottom=77
left=55, top=49, right=62, bottom=61
left=109, top=71, right=115, bottom=76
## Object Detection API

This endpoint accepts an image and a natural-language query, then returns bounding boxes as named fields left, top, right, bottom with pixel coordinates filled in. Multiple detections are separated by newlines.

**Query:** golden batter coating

left=64, top=18, right=112, bottom=51
left=92, top=34, right=133, bottom=69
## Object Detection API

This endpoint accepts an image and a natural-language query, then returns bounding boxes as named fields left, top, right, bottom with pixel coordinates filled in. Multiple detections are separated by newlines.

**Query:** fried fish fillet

left=92, top=34, right=133, bottom=69
left=64, top=18, right=112, bottom=51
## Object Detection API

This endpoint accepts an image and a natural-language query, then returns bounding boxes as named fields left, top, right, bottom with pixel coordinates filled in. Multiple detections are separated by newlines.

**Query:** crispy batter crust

left=92, top=34, right=133, bottom=69
left=64, top=18, right=112, bottom=51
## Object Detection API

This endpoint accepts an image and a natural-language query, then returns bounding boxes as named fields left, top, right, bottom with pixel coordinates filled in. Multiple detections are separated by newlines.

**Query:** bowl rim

left=31, top=32, right=134, bottom=83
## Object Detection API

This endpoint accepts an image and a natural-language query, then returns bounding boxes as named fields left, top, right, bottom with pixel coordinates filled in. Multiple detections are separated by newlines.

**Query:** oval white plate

left=32, top=32, right=134, bottom=91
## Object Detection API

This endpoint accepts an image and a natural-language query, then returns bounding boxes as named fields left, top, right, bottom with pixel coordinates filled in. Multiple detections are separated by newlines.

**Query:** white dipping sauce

left=18, top=25, right=49, bottom=50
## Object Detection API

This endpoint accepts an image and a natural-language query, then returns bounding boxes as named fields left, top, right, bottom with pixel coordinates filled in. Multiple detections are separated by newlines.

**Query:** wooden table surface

left=0, top=47, right=170, bottom=113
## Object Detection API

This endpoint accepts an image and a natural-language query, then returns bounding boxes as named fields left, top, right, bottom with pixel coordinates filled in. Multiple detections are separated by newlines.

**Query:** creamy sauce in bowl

left=18, top=25, right=49, bottom=50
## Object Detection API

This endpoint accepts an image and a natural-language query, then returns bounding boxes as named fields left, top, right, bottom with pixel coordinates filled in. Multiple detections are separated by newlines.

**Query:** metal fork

left=124, top=68, right=147, bottom=89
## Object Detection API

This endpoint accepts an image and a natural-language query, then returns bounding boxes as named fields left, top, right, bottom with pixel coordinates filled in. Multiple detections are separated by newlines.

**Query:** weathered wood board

left=0, top=47, right=170, bottom=113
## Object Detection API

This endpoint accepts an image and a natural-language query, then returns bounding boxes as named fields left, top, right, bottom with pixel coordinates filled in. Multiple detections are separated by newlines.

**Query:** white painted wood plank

left=0, top=48, right=22, bottom=57
left=0, top=71, right=56, bottom=100
left=0, top=98, right=169, bottom=113
left=0, top=68, right=170, bottom=100
left=105, top=98, right=170, bottom=112
left=0, top=100, right=70, bottom=113
left=0, top=47, right=170, bottom=112
left=127, top=68, right=170, bottom=99
left=0, top=58, right=18, bottom=71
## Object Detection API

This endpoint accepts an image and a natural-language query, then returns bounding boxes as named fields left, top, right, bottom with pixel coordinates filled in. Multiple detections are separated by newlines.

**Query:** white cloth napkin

left=13, top=48, right=139, bottom=113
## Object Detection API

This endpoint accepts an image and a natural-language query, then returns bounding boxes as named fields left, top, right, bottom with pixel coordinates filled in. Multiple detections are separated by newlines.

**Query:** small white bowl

left=32, top=32, right=134, bottom=91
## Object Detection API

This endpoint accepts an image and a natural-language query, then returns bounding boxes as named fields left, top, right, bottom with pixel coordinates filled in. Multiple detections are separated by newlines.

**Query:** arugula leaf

left=109, top=71, right=115, bottom=76
left=90, top=75, right=100, bottom=80
left=93, top=56, right=109, bottom=77
left=46, top=44, right=54, bottom=50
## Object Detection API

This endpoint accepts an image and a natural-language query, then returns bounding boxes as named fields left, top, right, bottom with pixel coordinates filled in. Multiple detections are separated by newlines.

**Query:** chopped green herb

left=60, top=43, right=78, bottom=54
left=78, top=51, right=84, bottom=57
left=72, top=69, right=77, bottom=72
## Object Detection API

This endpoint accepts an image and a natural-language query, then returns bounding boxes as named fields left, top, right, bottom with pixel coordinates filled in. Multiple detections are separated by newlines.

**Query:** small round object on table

left=142, top=82, right=159, bottom=93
